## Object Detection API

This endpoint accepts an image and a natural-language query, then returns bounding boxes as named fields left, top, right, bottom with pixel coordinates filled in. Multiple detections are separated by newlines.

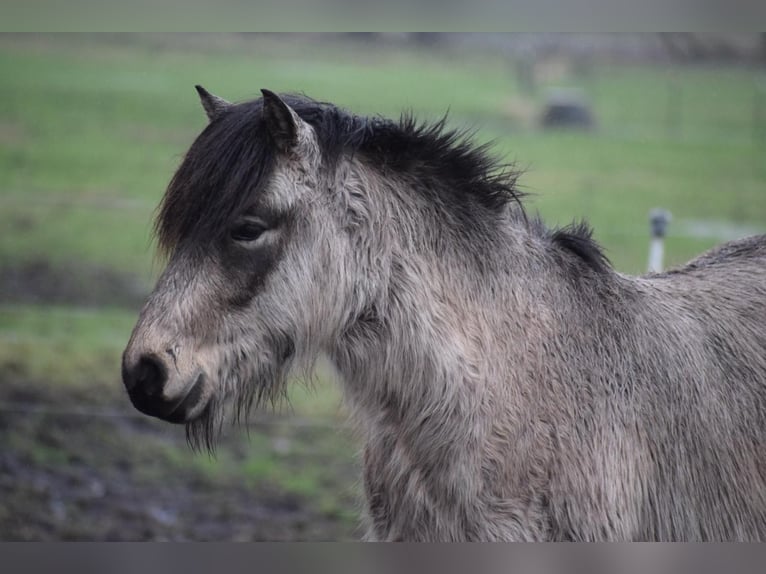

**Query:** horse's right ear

left=195, top=85, right=231, bottom=121
left=261, top=89, right=299, bottom=152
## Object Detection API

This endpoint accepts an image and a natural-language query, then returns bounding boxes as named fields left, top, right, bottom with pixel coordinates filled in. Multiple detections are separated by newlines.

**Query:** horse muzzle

left=122, top=353, right=209, bottom=423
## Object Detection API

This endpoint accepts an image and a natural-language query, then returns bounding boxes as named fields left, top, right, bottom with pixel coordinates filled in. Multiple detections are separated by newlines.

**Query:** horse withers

left=122, top=87, right=766, bottom=541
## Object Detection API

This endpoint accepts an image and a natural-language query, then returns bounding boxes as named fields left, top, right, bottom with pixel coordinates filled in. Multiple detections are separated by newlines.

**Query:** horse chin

left=183, top=399, right=220, bottom=451
left=182, top=356, right=293, bottom=451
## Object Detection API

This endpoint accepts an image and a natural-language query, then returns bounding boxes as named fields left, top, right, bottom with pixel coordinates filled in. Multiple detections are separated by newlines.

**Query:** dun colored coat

left=122, top=88, right=766, bottom=541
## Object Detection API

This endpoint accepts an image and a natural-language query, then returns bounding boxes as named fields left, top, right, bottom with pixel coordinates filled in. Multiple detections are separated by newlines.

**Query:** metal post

left=648, top=209, right=672, bottom=273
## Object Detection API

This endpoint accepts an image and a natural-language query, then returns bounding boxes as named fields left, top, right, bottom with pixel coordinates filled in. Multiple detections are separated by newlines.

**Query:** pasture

left=1, top=33, right=764, bottom=540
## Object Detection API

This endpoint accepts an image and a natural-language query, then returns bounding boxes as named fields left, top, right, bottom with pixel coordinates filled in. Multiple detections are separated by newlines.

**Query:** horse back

left=649, top=234, right=766, bottom=316
left=665, top=234, right=766, bottom=274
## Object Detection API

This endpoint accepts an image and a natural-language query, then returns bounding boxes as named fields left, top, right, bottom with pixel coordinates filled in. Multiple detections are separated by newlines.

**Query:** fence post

left=648, top=208, right=672, bottom=273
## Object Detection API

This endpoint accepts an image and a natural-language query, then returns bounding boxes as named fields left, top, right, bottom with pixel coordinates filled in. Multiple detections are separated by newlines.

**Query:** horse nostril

left=124, top=354, right=168, bottom=396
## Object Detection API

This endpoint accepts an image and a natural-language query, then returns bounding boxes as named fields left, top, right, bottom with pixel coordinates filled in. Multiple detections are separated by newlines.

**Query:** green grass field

left=0, top=33, right=764, bottom=539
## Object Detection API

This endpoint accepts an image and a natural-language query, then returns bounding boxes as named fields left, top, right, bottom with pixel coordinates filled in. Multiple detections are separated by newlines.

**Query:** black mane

left=357, top=114, right=523, bottom=215
left=550, top=221, right=610, bottom=273
left=157, top=92, right=609, bottom=272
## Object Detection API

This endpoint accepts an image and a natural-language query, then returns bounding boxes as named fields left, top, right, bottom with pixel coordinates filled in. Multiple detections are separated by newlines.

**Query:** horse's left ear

left=261, top=89, right=300, bottom=152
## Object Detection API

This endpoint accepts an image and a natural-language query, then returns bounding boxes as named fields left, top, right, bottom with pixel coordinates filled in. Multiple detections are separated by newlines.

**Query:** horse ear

left=195, top=85, right=231, bottom=121
left=261, top=89, right=299, bottom=152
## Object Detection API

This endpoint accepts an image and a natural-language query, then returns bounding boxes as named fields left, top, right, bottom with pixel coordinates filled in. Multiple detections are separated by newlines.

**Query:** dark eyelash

left=231, top=219, right=268, bottom=242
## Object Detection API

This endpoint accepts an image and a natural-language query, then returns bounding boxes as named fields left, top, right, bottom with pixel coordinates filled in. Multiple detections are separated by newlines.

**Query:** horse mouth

left=163, top=372, right=208, bottom=423
left=128, top=371, right=208, bottom=424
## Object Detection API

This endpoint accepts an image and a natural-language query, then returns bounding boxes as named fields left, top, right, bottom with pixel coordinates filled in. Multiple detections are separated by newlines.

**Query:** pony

left=122, top=87, right=766, bottom=540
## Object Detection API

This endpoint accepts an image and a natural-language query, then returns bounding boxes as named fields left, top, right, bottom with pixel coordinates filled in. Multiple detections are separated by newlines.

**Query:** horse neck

left=328, top=162, right=552, bottom=437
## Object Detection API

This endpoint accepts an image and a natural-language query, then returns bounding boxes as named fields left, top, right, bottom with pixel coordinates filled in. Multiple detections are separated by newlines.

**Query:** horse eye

left=231, top=219, right=268, bottom=243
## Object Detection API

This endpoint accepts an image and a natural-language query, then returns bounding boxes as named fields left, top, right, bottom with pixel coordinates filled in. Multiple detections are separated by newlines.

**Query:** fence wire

left=0, top=400, right=343, bottom=430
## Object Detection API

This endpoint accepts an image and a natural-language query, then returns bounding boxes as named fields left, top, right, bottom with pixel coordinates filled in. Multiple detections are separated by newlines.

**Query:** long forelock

left=155, top=101, right=277, bottom=256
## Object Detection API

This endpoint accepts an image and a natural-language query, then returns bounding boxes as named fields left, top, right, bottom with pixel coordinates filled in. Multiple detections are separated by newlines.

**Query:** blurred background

left=0, top=33, right=764, bottom=540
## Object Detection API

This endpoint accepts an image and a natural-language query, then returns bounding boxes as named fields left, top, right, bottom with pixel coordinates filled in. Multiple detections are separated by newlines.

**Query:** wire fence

left=0, top=400, right=344, bottom=430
